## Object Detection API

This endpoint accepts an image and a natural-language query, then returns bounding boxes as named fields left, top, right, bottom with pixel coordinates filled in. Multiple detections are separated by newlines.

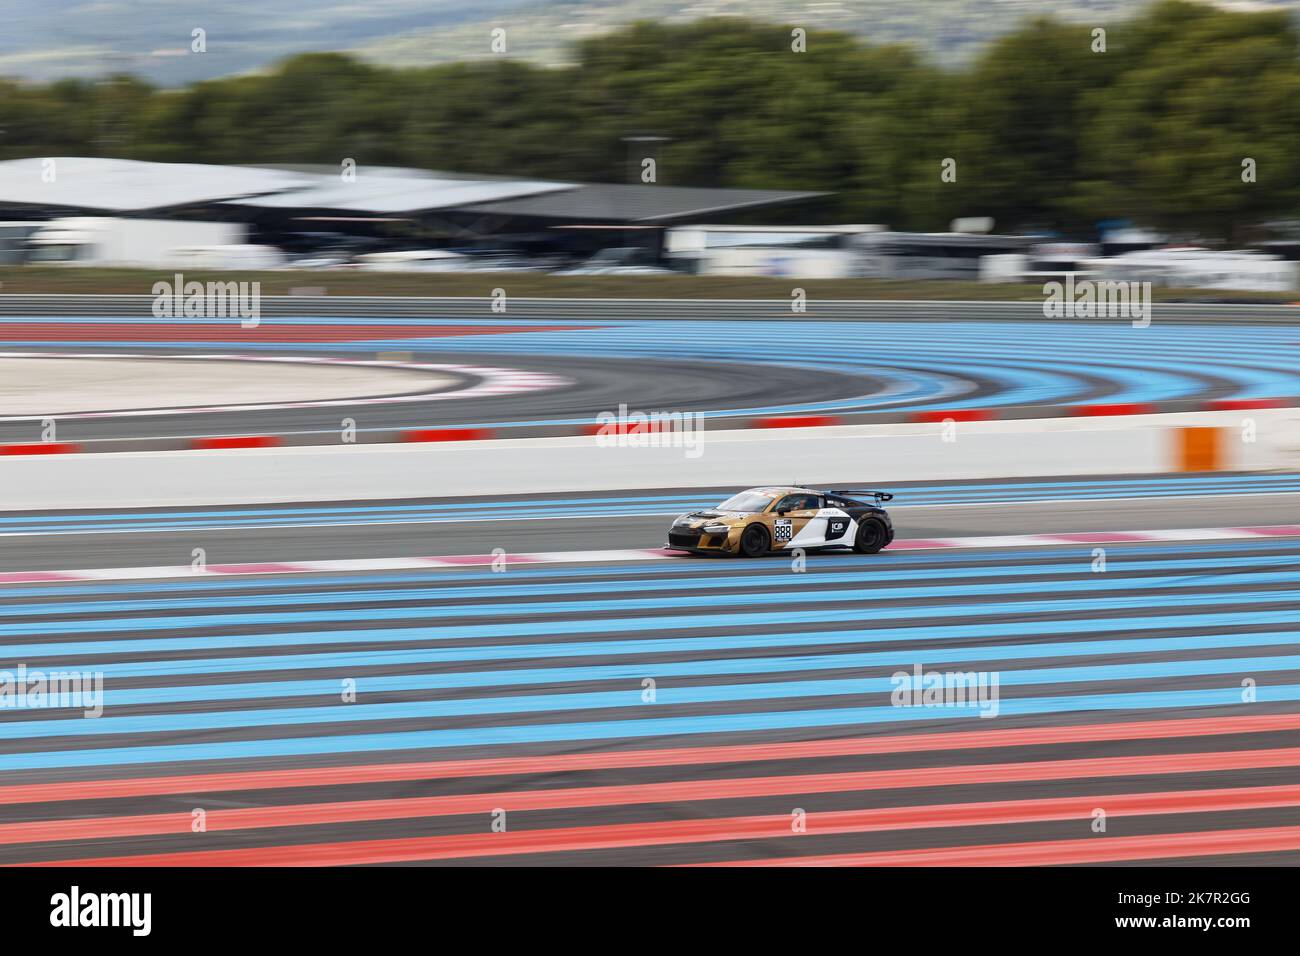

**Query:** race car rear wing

left=828, top=489, right=894, bottom=503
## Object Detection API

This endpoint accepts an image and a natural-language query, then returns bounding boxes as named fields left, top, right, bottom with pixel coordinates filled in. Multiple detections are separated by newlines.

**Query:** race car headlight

left=702, top=524, right=730, bottom=534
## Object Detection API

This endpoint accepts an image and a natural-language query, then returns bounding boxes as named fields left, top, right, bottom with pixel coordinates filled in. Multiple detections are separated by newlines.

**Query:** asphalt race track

left=2, top=316, right=1300, bottom=440
left=0, top=472, right=1298, bottom=571
left=0, top=348, right=876, bottom=443
left=1, top=474, right=1299, bottom=865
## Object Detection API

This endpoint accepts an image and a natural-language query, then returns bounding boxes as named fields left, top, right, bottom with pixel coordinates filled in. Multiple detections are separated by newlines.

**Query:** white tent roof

left=0, top=157, right=811, bottom=221
left=0, top=157, right=573, bottom=215
left=0, top=157, right=311, bottom=211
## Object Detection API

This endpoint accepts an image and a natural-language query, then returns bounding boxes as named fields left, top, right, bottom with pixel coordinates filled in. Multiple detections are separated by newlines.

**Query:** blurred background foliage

left=1, top=1, right=1296, bottom=238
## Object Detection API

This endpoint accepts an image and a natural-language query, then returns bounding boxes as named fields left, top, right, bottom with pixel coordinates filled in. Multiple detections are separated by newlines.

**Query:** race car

left=665, top=486, right=894, bottom=557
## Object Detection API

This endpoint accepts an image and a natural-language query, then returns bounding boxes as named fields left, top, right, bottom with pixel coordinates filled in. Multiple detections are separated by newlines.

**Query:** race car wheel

left=853, top=518, right=889, bottom=554
left=739, top=524, right=771, bottom=557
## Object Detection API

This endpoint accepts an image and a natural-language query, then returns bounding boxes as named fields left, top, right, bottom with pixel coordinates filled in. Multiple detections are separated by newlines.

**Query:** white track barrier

left=1, top=410, right=1296, bottom=510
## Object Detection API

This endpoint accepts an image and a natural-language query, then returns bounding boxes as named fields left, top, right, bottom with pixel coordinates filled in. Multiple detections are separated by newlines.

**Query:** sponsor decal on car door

left=822, top=510, right=853, bottom=543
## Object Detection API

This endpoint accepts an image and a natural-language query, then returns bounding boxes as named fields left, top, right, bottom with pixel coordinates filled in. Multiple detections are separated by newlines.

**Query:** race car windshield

left=715, top=492, right=777, bottom=513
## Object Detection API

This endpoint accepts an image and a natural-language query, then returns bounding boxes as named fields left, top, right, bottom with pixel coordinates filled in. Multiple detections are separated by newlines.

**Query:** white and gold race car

left=665, top=486, right=894, bottom=557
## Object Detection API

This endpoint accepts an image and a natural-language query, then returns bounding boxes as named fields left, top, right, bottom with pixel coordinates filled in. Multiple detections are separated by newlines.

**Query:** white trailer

left=26, top=217, right=249, bottom=268
left=355, top=250, right=474, bottom=272
left=696, top=246, right=864, bottom=279
left=665, top=224, right=884, bottom=278
left=168, top=245, right=287, bottom=270
left=1079, top=248, right=1300, bottom=292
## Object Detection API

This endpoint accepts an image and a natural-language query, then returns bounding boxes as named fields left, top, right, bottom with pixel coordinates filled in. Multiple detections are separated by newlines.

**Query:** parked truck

left=24, top=217, right=274, bottom=269
left=0, top=221, right=41, bottom=264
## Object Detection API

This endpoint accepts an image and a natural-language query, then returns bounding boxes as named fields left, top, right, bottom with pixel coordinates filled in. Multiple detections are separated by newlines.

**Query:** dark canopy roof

left=455, top=182, right=827, bottom=223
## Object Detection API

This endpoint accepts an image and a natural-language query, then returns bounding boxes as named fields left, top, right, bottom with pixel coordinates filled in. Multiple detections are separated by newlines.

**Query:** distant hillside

left=354, top=0, right=1145, bottom=68
left=0, top=0, right=532, bottom=84
left=0, top=0, right=1294, bottom=84
left=314, top=0, right=1300, bottom=71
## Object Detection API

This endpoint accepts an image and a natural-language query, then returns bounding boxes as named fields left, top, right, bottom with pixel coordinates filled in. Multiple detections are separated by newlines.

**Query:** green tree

left=1071, top=0, right=1300, bottom=239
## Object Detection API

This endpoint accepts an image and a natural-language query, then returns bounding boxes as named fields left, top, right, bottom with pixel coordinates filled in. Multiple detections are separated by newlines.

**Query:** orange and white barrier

left=0, top=409, right=1294, bottom=510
